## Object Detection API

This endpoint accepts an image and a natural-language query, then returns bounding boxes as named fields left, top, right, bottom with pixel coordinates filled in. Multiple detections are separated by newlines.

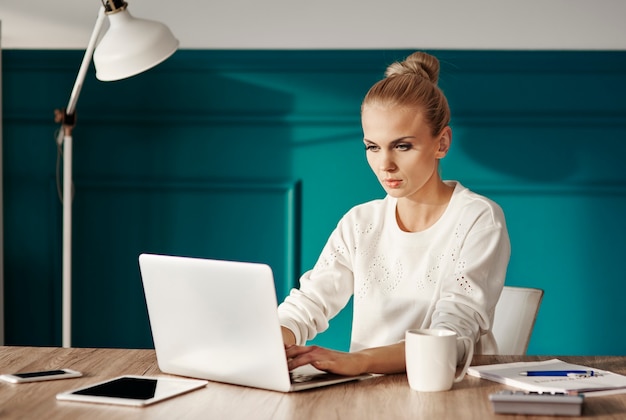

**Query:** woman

left=278, top=51, right=510, bottom=376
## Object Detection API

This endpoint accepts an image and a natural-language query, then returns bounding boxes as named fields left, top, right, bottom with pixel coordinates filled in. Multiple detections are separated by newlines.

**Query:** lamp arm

left=55, top=6, right=107, bottom=143
left=66, top=6, right=107, bottom=116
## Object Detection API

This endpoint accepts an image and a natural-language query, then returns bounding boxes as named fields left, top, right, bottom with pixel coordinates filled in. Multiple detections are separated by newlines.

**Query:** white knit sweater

left=278, top=181, right=510, bottom=360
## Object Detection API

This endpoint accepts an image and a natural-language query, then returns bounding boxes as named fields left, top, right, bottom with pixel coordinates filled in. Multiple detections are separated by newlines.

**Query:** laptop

left=138, top=253, right=372, bottom=392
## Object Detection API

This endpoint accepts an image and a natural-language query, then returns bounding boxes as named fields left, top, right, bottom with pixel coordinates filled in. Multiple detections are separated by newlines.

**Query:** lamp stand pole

left=55, top=7, right=107, bottom=348
left=61, top=130, right=73, bottom=349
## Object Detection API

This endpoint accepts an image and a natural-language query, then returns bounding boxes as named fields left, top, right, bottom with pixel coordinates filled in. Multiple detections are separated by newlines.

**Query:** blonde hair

left=361, top=51, right=451, bottom=136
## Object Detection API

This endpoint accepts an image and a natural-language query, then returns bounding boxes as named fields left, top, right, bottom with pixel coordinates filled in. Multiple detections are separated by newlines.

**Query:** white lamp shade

left=93, top=10, right=179, bottom=81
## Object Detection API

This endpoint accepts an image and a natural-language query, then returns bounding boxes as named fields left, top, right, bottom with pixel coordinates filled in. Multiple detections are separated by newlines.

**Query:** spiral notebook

left=468, top=359, right=626, bottom=395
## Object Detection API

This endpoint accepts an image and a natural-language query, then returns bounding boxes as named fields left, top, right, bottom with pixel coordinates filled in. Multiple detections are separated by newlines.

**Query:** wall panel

left=71, top=178, right=299, bottom=348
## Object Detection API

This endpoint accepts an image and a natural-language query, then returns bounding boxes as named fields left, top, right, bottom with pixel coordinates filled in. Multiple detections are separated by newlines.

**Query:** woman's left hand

left=285, top=344, right=368, bottom=376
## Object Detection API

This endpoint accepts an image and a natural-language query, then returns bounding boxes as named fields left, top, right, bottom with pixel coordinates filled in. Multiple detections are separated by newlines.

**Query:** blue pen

left=519, top=370, right=595, bottom=377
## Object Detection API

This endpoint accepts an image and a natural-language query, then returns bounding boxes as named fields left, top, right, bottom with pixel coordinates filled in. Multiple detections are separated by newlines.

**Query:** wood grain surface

left=1, top=347, right=625, bottom=419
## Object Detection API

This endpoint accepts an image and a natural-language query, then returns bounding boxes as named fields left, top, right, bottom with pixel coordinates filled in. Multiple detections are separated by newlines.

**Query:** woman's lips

left=383, top=179, right=402, bottom=188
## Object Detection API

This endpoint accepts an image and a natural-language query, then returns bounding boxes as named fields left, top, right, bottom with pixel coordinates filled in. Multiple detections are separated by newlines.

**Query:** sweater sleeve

left=277, top=221, right=356, bottom=345
left=430, top=204, right=510, bottom=363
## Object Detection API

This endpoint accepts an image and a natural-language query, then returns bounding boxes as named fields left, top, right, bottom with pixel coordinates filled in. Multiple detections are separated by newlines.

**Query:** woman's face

left=361, top=105, right=450, bottom=201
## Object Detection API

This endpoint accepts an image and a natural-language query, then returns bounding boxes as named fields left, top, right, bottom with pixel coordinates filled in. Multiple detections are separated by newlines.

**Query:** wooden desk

left=1, top=346, right=625, bottom=419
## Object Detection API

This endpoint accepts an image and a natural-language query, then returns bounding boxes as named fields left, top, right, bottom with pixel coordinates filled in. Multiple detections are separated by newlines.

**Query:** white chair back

left=492, top=286, right=544, bottom=355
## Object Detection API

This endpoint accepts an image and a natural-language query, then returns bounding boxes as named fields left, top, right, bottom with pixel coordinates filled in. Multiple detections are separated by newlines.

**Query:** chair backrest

left=492, top=286, right=544, bottom=355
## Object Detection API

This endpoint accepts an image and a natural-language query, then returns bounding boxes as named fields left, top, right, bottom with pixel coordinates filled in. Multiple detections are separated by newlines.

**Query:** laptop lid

left=138, top=253, right=370, bottom=392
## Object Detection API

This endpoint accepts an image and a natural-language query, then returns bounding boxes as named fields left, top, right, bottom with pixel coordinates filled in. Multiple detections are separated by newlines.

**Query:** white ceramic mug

left=405, top=328, right=474, bottom=392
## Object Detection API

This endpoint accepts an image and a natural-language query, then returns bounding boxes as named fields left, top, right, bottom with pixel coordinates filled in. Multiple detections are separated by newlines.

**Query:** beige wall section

left=0, top=0, right=626, bottom=50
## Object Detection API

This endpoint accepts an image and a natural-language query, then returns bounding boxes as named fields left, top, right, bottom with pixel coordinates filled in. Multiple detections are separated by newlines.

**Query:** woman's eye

left=365, top=144, right=379, bottom=152
left=396, top=143, right=412, bottom=151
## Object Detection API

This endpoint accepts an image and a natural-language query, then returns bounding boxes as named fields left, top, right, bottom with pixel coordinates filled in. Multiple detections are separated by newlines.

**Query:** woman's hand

left=281, top=326, right=296, bottom=346
left=285, top=342, right=406, bottom=376
left=285, top=344, right=369, bottom=376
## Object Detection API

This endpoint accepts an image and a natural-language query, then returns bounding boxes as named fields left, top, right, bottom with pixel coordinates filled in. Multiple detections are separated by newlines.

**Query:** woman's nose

left=379, top=152, right=396, bottom=172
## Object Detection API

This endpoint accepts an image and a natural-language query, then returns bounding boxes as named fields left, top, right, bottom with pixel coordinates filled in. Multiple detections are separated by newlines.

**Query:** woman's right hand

left=281, top=326, right=296, bottom=346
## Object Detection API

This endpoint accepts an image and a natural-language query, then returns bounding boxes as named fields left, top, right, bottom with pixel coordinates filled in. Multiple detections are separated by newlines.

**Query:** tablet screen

left=57, top=375, right=208, bottom=406
left=73, top=377, right=157, bottom=399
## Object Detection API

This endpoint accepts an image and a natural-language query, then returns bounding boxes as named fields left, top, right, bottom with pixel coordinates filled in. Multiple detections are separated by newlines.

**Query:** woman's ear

left=435, top=126, right=452, bottom=159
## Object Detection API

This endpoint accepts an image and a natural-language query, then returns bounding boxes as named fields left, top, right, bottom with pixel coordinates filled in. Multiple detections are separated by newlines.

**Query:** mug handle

left=453, top=336, right=474, bottom=383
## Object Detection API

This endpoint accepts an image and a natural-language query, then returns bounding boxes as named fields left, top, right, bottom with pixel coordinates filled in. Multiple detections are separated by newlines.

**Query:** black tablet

left=56, top=375, right=208, bottom=407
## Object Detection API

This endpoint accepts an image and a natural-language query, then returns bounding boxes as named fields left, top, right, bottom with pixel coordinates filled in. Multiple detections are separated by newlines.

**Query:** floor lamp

left=54, top=0, right=178, bottom=348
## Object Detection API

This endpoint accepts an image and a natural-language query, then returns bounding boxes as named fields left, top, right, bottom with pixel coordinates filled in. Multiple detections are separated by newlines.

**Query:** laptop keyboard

left=289, top=371, right=344, bottom=384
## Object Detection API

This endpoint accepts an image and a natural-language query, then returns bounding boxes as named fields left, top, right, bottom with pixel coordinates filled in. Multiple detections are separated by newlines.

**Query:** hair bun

left=384, top=51, right=440, bottom=85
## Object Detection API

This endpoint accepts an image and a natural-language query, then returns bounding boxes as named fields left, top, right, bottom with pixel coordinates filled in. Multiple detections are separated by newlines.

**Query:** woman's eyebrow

left=363, top=136, right=416, bottom=144
left=390, top=136, right=416, bottom=145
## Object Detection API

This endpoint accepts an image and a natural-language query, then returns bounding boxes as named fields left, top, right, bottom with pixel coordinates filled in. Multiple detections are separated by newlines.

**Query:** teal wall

left=3, top=50, right=626, bottom=354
